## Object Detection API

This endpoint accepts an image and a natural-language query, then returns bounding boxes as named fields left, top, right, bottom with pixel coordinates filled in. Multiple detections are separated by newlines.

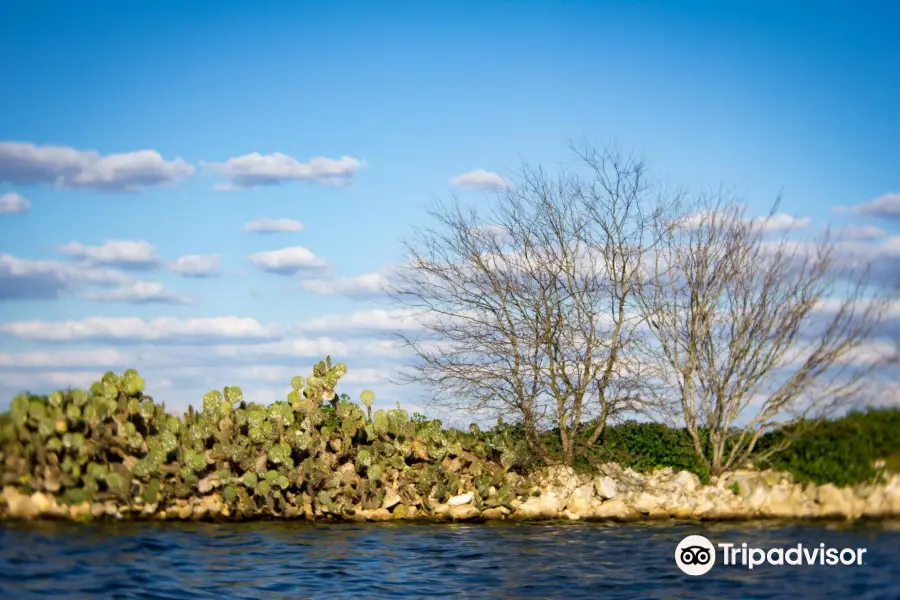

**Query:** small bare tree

left=389, top=144, right=671, bottom=465
left=636, top=196, right=886, bottom=475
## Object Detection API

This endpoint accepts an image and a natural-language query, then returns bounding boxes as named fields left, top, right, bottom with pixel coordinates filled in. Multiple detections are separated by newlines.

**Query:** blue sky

left=1, top=0, right=898, bottom=415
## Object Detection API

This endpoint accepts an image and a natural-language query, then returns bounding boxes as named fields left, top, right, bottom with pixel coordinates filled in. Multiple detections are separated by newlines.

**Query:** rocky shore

left=5, top=463, right=899, bottom=523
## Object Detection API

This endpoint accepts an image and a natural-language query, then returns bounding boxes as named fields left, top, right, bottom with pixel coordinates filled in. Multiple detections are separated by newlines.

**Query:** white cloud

left=833, top=235, right=900, bottom=266
left=299, top=271, right=390, bottom=298
left=207, top=152, right=365, bottom=189
left=211, top=337, right=408, bottom=361
left=471, top=223, right=511, bottom=240
left=856, top=378, right=900, bottom=408
left=0, top=192, right=30, bottom=214
left=680, top=211, right=711, bottom=229
left=0, top=253, right=131, bottom=300
left=243, top=218, right=305, bottom=233
left=228, top=365, right=389, bottom=387
left=683, top=210, right=810, bottom=233
left=838, top=224, right=888, bottom=242
left=751, top=213, right=811, bottom=232
left=58, top=239, right=160, bottom=270
left=209, top=338, right=352, bottom=360
left=249, top=246, right=328, bottom=275
left=749, top=234, right=900, bottom=290
left=853, top=193, right=900, bottom=221
left=808, top=297, right=900, bottom=344
left=834, top=340, right=896, bottom=366
left=0, top=141, right=193, bottom=192
left=0, top=371, right=104, bottom=393
left=82, top=281, right=192, bottom=304
left=0, top=316, right=278, bottom=343
left=227, top=365, right=309, bottom=384
left=811, top=296, right=898, bottom=317
left=449, top=169, right=510, bottom=192
left=170, top=254, right=220, bottom=277
left=291, top=308, right=424, bottom=334
left=0, top=348, right=126, bottom=368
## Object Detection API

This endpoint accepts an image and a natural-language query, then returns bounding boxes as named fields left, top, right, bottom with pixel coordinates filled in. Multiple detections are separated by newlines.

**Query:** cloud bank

left=58, top=240, right=161, bottom=270
left=0, top=254, right=130, bottom=300
left=0, top=316, right=279, bottom=343
left=854, top=193, right=900, bottom=221
left=82, top=281, right=192, bottom=304
left=0, top=140, right=193, bottom=192
left=170, top=254, right=220, bottom=277
left=250, top=246, right=329, bottom=275
left=208, top=152, right=365, bottom=189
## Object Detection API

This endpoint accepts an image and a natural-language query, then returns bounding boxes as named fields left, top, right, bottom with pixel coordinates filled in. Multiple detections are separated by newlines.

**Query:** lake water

left=1, top=519, right=899, bottom=599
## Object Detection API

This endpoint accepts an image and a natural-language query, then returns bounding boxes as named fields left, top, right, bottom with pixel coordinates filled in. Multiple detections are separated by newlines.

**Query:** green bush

left=599, top=421, right=712, bottom=482
left=754, top=408, right=900, bottom=486
left=528, top=420, right=711, bottom=482
left=523, top=408, right=900, bottom=487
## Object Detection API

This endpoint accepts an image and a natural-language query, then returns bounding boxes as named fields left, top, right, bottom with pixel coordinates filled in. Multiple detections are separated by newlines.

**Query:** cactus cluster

left=0, top=358, right=530, bottom=521
left=303, top=356, right=348, bottom=409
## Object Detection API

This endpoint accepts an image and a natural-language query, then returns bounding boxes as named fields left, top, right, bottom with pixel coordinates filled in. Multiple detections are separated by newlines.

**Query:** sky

left=0, top=0, right=898, bottom=417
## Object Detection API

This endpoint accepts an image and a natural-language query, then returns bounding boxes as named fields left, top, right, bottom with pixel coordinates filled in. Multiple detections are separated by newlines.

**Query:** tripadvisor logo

left=674, top=535, right=868, bottom=576
left=675, top=535, right=717, bottom=576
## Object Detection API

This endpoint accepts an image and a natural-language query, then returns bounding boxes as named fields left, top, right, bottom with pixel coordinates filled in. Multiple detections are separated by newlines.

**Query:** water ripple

left=1, top=520, right=899, bottom=599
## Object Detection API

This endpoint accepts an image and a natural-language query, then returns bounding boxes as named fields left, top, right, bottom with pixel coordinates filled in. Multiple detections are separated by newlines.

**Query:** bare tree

left=389, top=144, right=672, bottom=465
left=636, top=196, right=887, bottom=475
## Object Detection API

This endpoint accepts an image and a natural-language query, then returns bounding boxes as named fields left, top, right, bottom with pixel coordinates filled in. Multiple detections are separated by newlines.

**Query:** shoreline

left=5, top=464, right=899, bottom=524
left=4, top=371, right=898, bottom=529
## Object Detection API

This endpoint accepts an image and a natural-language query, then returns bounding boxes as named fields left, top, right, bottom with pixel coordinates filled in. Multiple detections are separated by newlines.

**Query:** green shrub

left=520, top=408, right=900, bottom=487
left=595, top=421, right=712, bottom=483
left=754, top=408, right=900, bottom=486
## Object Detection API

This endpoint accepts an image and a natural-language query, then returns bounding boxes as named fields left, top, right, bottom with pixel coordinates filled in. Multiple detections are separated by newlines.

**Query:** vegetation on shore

left=1, top=362, right=529, bottom=518
left=1, top=359, right=898, bottom=521
left=541, top=407, right=900, bottom=486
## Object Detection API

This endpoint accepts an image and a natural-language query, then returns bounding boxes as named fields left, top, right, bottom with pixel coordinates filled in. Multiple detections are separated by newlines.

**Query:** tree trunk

left=585, top=401, right=610, bottom=447
left=559, top=419, right=573, bottom=466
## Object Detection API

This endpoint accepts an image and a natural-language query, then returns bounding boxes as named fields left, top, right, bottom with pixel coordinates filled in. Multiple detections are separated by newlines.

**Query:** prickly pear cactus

left=360, top=390, right=375, bottom=422
left=0, top=358, right=533, bottom=523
